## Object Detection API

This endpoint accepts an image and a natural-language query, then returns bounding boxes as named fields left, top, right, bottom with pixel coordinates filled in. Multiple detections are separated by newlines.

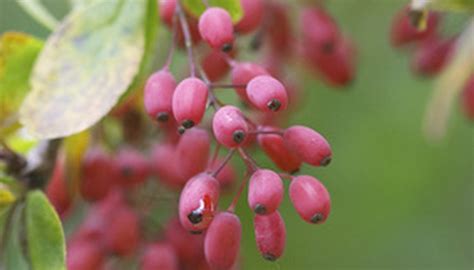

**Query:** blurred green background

left=1, top=0, right=473, bottom=269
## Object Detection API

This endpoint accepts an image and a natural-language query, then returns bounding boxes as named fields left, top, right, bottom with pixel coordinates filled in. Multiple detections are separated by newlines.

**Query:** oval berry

left=141, top=243, right=179, bottom=270
left=144, top=69, right=177, bottom=122
left=151, top=143, right=186, bottom=188
left=212, top=105, right=249, bottom=148
left=284, top=125, right=332, bottom=166
left=235, top=0, right=264, bottom=33
left=80, top=148, right=116, bottom=202
left=198, top=7, right=234, bottom=51
left=254, top=211, right=286, bottom=261
left=204, top=212, right=241, bottom=270
left=390, top=6, right=439, bottom=47
left=209, top=158, right=236, bottom=190
left=67, top=241, right=105, bottom=270
left=172, top=78, right=208, bottom=131
left=257, top=126, right=302, bottom=173
left=289, top=175, right=331, bottom=224
left=159, top=0, right=176, bottom=26
left=246, top=75, right=288, bottom=112
left=231, top=62, right=269, bottom=103
left=176, top=127, right=211, bottom=179
left=179, top=173, right=220, bottom=233
left=164, top=217, right=205, bottom=264
left=201, top=49, right=233, bottom=82
left=301, top=7, right=340, bottom=54
left=116, top=148, right=150, bottom=187
left=104, top=206, right=140, bottom=256
left=412, top=36, right=454, bottom=76
left=46, top=159, right=71, bottom=218
left=248, top=169, right=283, bottom=215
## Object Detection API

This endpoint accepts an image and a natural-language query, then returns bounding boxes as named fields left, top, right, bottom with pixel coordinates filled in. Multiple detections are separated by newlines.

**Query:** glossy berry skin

left=46, top=159, right=71, bottom=218
left=204, top=212, right=242, bottom=270
left=248, top=169, right=283, bottom=215
left=257, top=126, right=302, bottom=173
left=67, top=241, right=105, bottom=270
left=412, top=36, right=454, bottom=76
left=284, top=125, right=332, bottom=166
left=301, top=7, right=340, bottom=55
left=144, top=69, right=177, bottom=122
left=461, top=75, right=474, bottom=120
left=235, top=0, right=264, bottom=33
left=212, top=105, right=249, bottom=148
left=290, top=175, right=331, bottom=224
left=80, top=148, right=116, bottom=202
left=159, top=0, right=176, bottom=26
left=390, top=6, right=439, bottom=47
left=172, top=78, right=209, bottom=130
left=254, top=211, right=286, bottom=261
left=141, top=243, right=179, bottom=270
left=176, top=127, right=211, bottom=179
left=104, top=206, right=140, bottom=256
left=246, top=75, right=288, bottom=112
left=198, top=7, right=234, bottom=51
left=116, top=148, right=150, bottom=187
left=231, top=62, right=269, bottom=103
left=179, top=173, right=220, bottom=233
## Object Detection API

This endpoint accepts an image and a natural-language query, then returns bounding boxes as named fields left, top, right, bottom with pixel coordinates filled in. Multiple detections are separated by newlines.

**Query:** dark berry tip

left=321, top=156, right=332, bottom=167
left=121, top=166, right=133, bottom=177
left=321, top=41, right=335, bottom=54
left=232, top=130, right=246, bottom=144
left=187, top=211, right=203, bottom=224
left=222, top=43, right=233, bottom=53
left=182, top=119, right=195, bottom=129
left=267, top=99, right=281, bottom=111
left=177, top=126, right=186, bottom=135
left=156, top=112, right=169, bottom=122
left=254, top=204, right=267, bottom=215
left=311, top=213, right=324, bottom=224
left=263, top=253, right=277, bottom=261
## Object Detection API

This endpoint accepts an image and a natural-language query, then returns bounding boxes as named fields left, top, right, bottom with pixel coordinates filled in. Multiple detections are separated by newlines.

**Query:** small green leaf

left=0, top=203, right=29, bottom=270
left=25, top=190, right=66, bottom=270
left=182, top=0, right=243, bottom=23
left=20, top=0, right=157, bottom=139
left=0, top=32, right=43, bottom=135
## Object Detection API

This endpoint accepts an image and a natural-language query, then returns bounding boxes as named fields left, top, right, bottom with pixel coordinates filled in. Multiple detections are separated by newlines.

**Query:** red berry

left=164, top=218, right=205, bottom=264
left=284, top=125, right=332, bottom=166
left=144, top=69, right=177, bottom=122
left=67, top=241, right=105, bottom=270
left=266, top=2, right=292, bottom=54
left=179, top=173, right=220, bottom=233
left=289, top=175, right=331, bottom=224
left=104, top=206, right=140, bottom=256
left=461, top=75, right=474, bottom=120
left=248, top=169, right=283, bottom=215
left=151, top=143, right=186, bottom=188
left=159, top=0, right=176, bottom=26
left=209, top=158, right=236, bottom=190
left=204, top=212, right=241, bottom=270
left=198, top=7, right=234, bottom=51
left=390, top=6, right=439, bottom=47
left=231, top=62, right=269, bottom=103
left=177, top=15, right=202, bottom=47
left=176, top=127, right=211, bottom=179
left=212, top=105, right=249, bottom=148
left=46, top=159, right=71, bottom=218
left=116, top=148, right=150, bottom=187
left=172, top=78, right=209, bottom=130
left=257, top=126, right=302, bottom=173
left=301, top=7, right=341, bottom=55
left=201, top=49, right=233, bottom=82
left=80, top=148, right=116, bottom=202
left=246, top=75, right=288, bottom=112
left=235, top=0, right=264, bottom=34
left=412, top=36, right=455, bottom=76
left=141, top=243, right=179, bottom=270
left=254, top=211, right=286, bottom=261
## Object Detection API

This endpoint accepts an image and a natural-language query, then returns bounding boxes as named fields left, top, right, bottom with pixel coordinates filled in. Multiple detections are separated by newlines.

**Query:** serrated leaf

left=0, top=203, right=29, bottom=270
left=0, top=32, right=43, bottom=135
left=20, top=0, right=157, bottom=139
left=25, top=190, right=65, bottom=270
left=182, top=0, right=243, bottom=23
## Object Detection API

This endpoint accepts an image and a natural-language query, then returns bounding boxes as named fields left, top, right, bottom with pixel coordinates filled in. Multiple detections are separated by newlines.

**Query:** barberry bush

left=0, top=0, right=473, bottom=270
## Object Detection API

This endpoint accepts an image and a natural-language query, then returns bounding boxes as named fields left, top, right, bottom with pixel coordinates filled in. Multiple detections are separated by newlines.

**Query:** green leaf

left=182, top=0, right=243, bottom=23
left=20, top=0, right=157, bottom=139
left=25, top=190, right=66, bottom=270
left=0, top=32, right=43, bottom=135
left=0, top=203, right=29, bottom=270
left=16, top=0, right=59, bottom=30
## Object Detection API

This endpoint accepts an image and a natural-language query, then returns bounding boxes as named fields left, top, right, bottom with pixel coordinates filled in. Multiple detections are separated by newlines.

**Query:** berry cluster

left=389, top=5, right=474, bottom=121
left=45, top=0, right=352, bottom=269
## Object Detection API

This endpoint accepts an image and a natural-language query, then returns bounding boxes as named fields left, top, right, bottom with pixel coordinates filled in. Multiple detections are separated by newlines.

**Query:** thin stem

left=211, top=148, right=235, bottom=177
left=237, top=147, right=259, bottom=172
left=199, top=68, right=224, bottom=109
left=227, top=171, right=250, bottom=213
left=279, top=173, right=294, bottom=180
left=208, top=143, right=221, bottom=168
left=176, top=1, right=196, bottom=77
left=248, top=129, right=284, bottom=136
